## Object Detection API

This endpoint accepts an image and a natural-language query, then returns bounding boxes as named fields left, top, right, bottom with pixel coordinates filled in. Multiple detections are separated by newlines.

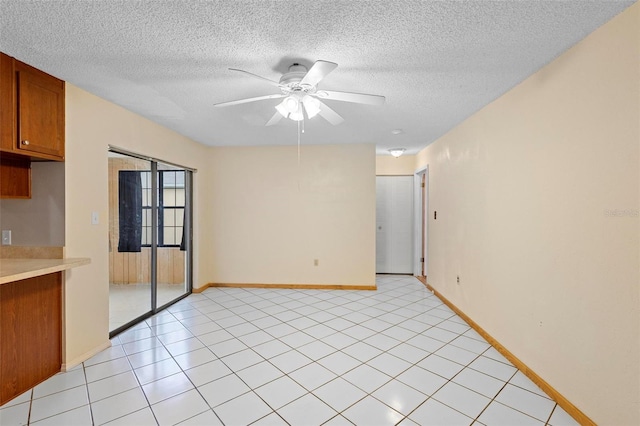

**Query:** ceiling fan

left=214, top=60, right=385, bottom=126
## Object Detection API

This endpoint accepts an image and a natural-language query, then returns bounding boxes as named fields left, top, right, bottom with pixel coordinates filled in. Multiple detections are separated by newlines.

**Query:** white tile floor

left=1, top=275, right=580, bottom=426
left=110, top=283, right=187, bottom=331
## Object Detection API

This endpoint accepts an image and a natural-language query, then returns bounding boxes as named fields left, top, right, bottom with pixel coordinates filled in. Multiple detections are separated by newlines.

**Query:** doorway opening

left=376, top=175, right=414, bottom=274
left=108, top=149, right=193, bottom=336
left=414, top=167, right=428, bottom=281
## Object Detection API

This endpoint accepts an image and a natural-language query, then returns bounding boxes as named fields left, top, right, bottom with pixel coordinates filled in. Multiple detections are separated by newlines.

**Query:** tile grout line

left=26, top=389, right=33, bottom=425
left=23, top=276, right=566, bottom=426
left=144, top=309, right=222, bottom=425
left=469, top=369, right=518, bottom=424
left=82, top=363, right=94, bottom=426
left=233, top=283, right=445, bottom=423
left=195, top=285, right=401, bottom=423
left=168, top=293, right=288, bottom=424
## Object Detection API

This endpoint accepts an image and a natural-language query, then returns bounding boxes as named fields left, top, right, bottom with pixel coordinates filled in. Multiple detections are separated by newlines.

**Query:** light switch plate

left=91, top=212, right=99, bottom=225
left=2, top=230, right=11, bottom=245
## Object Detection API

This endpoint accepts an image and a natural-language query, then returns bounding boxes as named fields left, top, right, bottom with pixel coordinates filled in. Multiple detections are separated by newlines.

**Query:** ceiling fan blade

left=214, top=93, right=285, bottom=107
left=229, top=68, right=283, bottom=88
left=316, top=90, right=385, bottom=106
left=300, top=60, right=338, bottom=87
left=265, top=111, right=283, bottom=126
left=317, top=100, right=344, bottom=125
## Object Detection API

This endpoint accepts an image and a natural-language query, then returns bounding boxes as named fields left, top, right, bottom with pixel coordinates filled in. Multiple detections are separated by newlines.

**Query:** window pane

left=140, top=171, right=149, bottom=188
left=175, top=189, right=185, bottom=206
left=163, top=171, right=175, bottom=188
left=164, top=209, right=175, bottom=226
left=162, top=171, right=184, bottom=188
left=176, top=228, right=183, bottom=246
left=176, top=208, right=184, bottom=226
left=164, top=227, right=175, bottom=245
left=175, top=172, right=185, bottom=188
left=163, top=188, right=177, bottom=207
left=142, top=209, right=151, bottom=227
left=142, top=226, right=151, bottom=245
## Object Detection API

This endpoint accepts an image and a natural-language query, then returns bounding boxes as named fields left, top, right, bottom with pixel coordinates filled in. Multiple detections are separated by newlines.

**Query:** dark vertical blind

left=117, top=171, right=143, bottom=252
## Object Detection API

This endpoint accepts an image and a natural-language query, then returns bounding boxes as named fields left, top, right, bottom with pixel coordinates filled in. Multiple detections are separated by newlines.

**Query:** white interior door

left=376, top=176, right=413, bottom=273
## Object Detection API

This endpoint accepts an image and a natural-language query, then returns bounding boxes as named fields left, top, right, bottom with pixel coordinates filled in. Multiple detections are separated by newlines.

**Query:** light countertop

left=0, top=258, right=91, bottom=284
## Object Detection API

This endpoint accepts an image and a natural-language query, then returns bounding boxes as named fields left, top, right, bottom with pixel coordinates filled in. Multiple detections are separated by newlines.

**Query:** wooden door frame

left=413, top=166, right=428, bottom=278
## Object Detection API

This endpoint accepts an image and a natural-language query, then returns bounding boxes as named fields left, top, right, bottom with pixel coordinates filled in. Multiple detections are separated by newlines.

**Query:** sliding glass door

left=108, top=150, right=193, bottom=335
left=156, top=162, right=191, bottom=309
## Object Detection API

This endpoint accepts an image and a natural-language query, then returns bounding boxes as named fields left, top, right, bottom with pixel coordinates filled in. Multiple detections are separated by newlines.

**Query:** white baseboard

left=61, top=340, right=112, bottom=371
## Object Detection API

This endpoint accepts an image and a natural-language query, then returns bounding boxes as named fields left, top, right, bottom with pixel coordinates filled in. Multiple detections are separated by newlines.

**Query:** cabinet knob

left=21, top=140, right=30, bottom=146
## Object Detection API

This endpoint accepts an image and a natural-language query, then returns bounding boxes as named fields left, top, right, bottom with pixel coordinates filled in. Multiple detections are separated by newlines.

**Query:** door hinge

left=420, top=257, right=425, bottom=262
left=421, top=183, right=425, bottom=188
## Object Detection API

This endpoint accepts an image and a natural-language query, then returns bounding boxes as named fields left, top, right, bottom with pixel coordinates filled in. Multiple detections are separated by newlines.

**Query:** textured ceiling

left=0, top=1, right=634, bottom=155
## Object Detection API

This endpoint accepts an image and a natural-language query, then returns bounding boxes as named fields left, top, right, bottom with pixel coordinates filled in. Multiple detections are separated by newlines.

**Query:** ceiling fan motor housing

left=279, top=63, right=310, bottom=88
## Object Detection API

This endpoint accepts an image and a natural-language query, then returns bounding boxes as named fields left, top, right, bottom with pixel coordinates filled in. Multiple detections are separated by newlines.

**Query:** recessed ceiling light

left=391, top=129, right=403, bottom=135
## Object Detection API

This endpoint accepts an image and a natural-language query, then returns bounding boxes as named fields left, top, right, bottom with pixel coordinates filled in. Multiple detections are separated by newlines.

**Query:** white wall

left=64, top=84, right=212, bottom=365
left=208, top=144, right=376, bottom=287
left=416, top=4, right=639, bottom=424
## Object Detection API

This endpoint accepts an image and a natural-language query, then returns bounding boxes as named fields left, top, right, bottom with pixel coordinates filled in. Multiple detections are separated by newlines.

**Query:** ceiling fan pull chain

left=297, top=119, right=301, bottom=167
left=297, top=119, right=302, bottom=190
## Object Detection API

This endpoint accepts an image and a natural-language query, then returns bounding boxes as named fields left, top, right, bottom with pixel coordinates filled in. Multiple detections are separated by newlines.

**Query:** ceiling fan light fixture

left=302, top=95, right=320, bottom=119
left=283, top=96, right=299, bottom=113
left=289, top=104, right=304, bottom=121
left=389, top=148, right=406, bottom=158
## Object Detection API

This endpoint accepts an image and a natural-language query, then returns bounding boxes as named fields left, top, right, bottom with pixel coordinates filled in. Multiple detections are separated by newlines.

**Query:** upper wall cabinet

left=0, top=52, right=65, bottom=161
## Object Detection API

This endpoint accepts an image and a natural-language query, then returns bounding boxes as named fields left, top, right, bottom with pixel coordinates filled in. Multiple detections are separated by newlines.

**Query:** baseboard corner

left=62, top=339, right=112, bottom=371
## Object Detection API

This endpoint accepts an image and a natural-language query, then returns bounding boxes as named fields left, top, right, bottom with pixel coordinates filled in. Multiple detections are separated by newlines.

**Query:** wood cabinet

left=0, top=52, right=65, bottom=198
left=0, top=155, right=31, bottom=198
left=14, top=60, right=65, bottom=159
left=0, top=272, right=62, bottom=405
left=0, top=52, right=65, bottom=161
left=0, top=53, right=14, bottom=154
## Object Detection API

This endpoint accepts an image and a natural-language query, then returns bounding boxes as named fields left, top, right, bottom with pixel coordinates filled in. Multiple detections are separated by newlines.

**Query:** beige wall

left=209, top=144, right=376, bottom=287
left=416, top=4, right=639, bottom=424
left=64, top=84, right=212, bottom=365
left=62, top=86, right=377, bottom=364
left=0, top=161, right=65, bottom=246
left=376, top=154, right=416, bottom=176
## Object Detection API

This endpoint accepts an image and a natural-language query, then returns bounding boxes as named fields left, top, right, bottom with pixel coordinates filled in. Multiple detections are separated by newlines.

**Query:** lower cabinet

left=0, top=272, right=62, bottom=405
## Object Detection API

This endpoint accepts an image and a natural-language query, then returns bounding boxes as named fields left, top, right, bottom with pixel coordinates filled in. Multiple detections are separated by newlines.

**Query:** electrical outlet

left=456, top=275, right=460, bottom=284
left=2, top=230, right=11, bottom=245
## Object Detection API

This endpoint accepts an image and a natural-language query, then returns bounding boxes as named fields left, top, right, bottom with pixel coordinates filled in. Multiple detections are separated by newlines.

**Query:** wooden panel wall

left=108, top=157, right=185, bottom=285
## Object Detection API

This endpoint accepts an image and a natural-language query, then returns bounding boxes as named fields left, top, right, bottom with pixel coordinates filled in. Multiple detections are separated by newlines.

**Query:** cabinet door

left=0, top=53, right=15, bottom=152
left=16, top=62, right=64, bottom=160
left=0, top=273, right=62, bottom=405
